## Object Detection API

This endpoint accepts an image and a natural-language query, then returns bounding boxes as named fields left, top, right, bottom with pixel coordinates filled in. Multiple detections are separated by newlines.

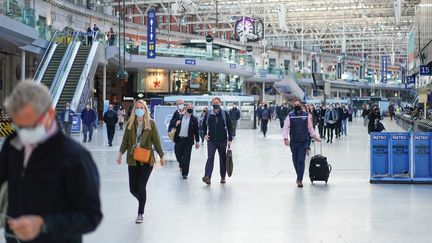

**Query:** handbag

left=132, top=127, right=152, bottom=164
left=226, top=146, right=234, bottom=177
left=168, top=128, right=176, bottom=142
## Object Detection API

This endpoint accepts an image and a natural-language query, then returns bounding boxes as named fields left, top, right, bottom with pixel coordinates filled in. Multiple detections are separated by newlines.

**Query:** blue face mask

left=135, top=109, right=145, bottom=118
left=212, top=105, right=220, bottom=110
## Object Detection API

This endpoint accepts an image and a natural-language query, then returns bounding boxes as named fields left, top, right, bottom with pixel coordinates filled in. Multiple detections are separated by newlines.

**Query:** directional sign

left=381, top=56, right=388, bottom=83
left=185, top=59, right=196, bottom=65
left=147, top=10, right=157, bottom=59
left=230, top=63, right=236, bottom=69
left=407, top=76, right=415, bottom=84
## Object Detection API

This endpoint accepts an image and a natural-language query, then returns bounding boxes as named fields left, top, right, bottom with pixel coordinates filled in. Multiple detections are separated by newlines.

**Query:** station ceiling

left=102, top=0, right=421, bottom=61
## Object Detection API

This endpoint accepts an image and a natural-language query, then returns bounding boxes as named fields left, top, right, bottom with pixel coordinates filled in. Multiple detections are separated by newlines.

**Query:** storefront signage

left=123, top=96, right=134, bottom=101
left=144, top=71, right=169, bottom=93
left=246, top=46, right=253, bottom=52
left=185, top=59, right=196, bottom=65
left=147, top=10, right=157, bottom=59
left=419, top=65, right=432, bottom=76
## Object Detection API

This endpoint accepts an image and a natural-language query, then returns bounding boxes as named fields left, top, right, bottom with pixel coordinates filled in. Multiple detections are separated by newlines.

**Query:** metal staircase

left=56, top=45, right=91, bottom=112
left=40, top=45, right=67, bottom=88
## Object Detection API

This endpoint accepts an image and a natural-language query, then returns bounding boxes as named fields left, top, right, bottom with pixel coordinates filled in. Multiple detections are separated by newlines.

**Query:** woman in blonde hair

left=117, top=100, right=164, bottom=224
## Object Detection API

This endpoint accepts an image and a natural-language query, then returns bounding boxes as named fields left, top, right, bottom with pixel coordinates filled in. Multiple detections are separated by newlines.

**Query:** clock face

left=235, top=18, right=255, bottom=41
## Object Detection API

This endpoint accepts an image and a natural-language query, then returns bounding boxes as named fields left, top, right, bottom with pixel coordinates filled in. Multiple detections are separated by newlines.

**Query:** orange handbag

left=132, top=128, right=152, bottom=164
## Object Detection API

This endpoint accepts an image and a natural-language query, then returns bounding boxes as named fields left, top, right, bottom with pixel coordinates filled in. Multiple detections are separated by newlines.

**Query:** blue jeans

left=205, top=140, right=227, bottom=179
left=342, top=119, right=348, bottom=135
left=290, top=142, right=309, bottom=181
left=83, top=124, right=94, bottom=141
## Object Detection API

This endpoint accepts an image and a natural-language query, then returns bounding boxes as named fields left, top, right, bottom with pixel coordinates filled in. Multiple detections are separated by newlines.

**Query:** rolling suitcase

left=309, top=141, right=332, bottom=184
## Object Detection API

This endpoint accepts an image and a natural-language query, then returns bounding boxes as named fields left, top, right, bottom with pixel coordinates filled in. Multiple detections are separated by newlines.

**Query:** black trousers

left=335, top=122, right=341, bottom=137
left=128, top=164, right=153, bottom=215
left=261, top=119, right=269, bottom=136
left=174, top=138, right=194, bottom=176
left=327, top=127, right=334, bottom=142
left=231, top=120, right=238, bottom=137
left=279, top=117, right=285, bottom=128
left=205, top=140, right=227, bottom=178
left=318, top=124, right=325, bottom=138
left=107, top=126, right=115, bottom=145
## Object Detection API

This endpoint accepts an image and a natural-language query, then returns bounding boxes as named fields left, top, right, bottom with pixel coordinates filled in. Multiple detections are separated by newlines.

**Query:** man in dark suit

left=172, top=103, right=200, bottom=179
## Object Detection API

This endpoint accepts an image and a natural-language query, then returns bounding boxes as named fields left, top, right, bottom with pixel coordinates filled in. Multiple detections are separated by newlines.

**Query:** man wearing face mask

left=172, top=103, right=200, bottom=179
left=168, top=99, right=186, bottom=170
left=60, top=103, right=75, bottom=136
left=80, top=104, right=97, bottom=143
left=202, top=97, right=233, bottom=185
left=283, top=99, right=321, bottom=188
left=0, top=81, right=102, bottom=243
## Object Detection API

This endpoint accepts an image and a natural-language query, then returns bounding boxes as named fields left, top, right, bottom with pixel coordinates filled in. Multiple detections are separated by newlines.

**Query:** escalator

left=40, top=45, right=67, bottom=89
left=56, top=45, right=91, bottom=112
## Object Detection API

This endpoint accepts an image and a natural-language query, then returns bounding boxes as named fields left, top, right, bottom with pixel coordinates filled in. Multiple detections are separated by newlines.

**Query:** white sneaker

left=135, top=214, right=143, bottom=224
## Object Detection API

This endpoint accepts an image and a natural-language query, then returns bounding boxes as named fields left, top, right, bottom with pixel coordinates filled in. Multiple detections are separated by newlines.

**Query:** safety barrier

left=370, top=132, right=432, bottom=184
left=0, top=118, right=14, bottom=137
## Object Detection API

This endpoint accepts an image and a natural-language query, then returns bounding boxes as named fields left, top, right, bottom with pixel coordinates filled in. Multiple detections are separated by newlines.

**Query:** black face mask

left=187, top=109, right=193, bottom=114
left=294, top=106, right=301, bottom=112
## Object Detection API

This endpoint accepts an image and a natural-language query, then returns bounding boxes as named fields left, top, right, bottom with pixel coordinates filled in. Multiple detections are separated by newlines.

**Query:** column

left=102, top=64, right=107, bottom=102
left=21, top=50, right=26, bottom=81
left=262, top=82, right=265, bottom=102
left=359, top=88, right=362, bottom=97
left=379, top=89, right=383, bottom=97
left=208, top=72, right=211, bottom=92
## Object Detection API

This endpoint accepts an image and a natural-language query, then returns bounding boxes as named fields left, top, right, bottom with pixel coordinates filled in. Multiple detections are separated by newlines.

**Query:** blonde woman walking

left=117, top=100, right=165, bottom=224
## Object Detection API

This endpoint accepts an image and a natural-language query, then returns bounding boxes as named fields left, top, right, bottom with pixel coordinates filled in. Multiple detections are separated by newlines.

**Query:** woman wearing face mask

left=172, top=103, right=200, bottom=179
left=117, top=100, right=165, bottom=224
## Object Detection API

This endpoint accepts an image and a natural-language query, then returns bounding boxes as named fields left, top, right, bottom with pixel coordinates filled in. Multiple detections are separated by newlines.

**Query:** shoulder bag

left=132, top=126, right=152, bottom=164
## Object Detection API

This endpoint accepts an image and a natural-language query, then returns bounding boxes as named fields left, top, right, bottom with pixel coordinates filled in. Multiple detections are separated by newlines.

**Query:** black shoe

left=202, top=176, right=211, bottom=185
left=182, top=175, right=188, bottom=179
left=220, top=178, right=226, bottom=184
left=89, top=139, right=92, bottom=142
left=327, top=140, right=330, bottom=143
left=109, top=144, right=112, bottom=147
left=297, top=181, right=303, bottom=188
left=83, top=140, right=87, bottom=143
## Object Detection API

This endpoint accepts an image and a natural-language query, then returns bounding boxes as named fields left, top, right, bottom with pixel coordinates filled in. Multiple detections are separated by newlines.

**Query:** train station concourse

left=0, top=0, right=432, bottom=243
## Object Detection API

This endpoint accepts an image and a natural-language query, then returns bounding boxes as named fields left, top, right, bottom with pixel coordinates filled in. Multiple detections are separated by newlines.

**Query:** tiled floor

left=2, top=117, right=432, bottom=243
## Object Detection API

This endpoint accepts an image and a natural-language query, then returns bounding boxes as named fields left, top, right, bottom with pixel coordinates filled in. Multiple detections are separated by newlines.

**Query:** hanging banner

left=408, top=31, right=415, bottom=72
left=147, top=9, right=157, bottom=59
left=381, top=56, right=388, bottom=83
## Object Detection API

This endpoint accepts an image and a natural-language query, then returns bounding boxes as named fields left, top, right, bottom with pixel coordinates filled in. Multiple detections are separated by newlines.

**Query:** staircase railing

left=50, top=31, right=82, bottom=108
left=285, top=69, right=308, bottom=100
left=33, top=31, right=59, bottom=83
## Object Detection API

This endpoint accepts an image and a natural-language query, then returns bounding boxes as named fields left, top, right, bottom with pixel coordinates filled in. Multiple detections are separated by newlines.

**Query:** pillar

left=21, top=50, right=26, bottom=81
left=262, top=82, right=265, bottom=103
left=102, top=64, right=107, bottom=102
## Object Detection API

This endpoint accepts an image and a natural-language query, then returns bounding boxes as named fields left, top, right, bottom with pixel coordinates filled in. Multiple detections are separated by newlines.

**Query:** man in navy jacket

left=0, top=81, right=102, bottom=243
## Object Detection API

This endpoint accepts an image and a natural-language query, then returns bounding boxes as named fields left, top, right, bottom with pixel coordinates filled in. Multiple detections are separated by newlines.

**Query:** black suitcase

left=309, top=141, right=332, bottom=184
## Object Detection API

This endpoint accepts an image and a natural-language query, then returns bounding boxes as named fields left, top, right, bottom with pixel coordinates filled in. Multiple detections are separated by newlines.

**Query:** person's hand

left=227, top=141, right=232, bottom=147
left=204, top=135, right=210, bottom=141
left=116, top=153, right=122, bottom=164
left=8, top=215, right=44, bottom=241
left=176, top=120, right=181, bottom=126
left=195, top=143, right=200, bottom=150
left=160, top=157, right=165, bottom=166
left=284, top=139, right=290, bottom=146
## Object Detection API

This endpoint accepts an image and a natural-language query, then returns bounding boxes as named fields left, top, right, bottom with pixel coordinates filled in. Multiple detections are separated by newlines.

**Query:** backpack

left=206, top=109, right=227, bottom=131
left=261, top=109, right=269, bottom=120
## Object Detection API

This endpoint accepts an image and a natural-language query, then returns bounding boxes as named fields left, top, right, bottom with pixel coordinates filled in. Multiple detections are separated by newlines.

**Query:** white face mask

left=17, top=124, right=47, bottom=145
left=178, top=104, right=185, bottom=110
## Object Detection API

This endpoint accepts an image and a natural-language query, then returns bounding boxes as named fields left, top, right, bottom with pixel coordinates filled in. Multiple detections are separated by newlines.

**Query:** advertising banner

left=144, top=71, right=169, bottom=93
left=153, top=106, right=177, bottom=152
left=408, top=31, right=415, bottom=71
left=413, top=133, right=432, bottom=178
left=71, top=113, right=82, bottom=134
left=381, top=56, right=388, bottom=83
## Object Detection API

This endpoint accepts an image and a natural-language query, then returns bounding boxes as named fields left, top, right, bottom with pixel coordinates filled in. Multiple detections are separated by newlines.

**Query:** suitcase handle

left=312, top=139, right=322, bottom=155
left=328, top=164, right=332, bottom=173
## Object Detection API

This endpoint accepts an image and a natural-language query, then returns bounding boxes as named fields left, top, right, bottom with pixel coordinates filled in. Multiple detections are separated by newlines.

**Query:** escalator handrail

left=70, top=41, right=101, bottom=112
left=50, top=31, right=82, bottom=108
left=33, top=30, right=59, bottom=82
